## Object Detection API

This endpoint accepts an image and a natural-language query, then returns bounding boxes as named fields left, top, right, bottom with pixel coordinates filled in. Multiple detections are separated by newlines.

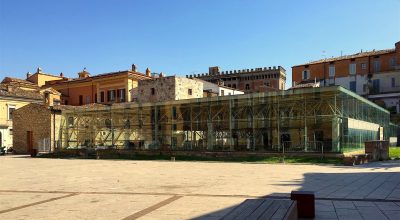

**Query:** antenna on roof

left=340, top=51, right=343, bottom=57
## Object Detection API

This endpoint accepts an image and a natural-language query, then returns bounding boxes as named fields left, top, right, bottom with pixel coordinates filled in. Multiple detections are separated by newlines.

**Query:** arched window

left=68, top=117, right=74, bottom=127
left=105, top=119, right=112, bottom=129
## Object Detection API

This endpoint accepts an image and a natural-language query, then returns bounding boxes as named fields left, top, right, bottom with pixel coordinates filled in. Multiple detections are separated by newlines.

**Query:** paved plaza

left=0, top=156, right=399, bottom=219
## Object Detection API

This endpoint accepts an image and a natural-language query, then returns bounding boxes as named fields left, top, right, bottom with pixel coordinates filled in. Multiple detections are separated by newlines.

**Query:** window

left=9, top=129, right=13, bottom=136
left=372, top=79, right=380, bottom=93
left=221, top=90, right=224, bottom=96
left=363, top=84, right=367, bottom=92
left=7, top=105, right=15, bottom=120
left=349, top=63, right=356, bottom=75
left=172, top=107, right=177, bottom=119
left=392, top=78, right=396, bottom=88
left=65, top=100, right=68, bottom=105
left=151, top=88, right=155, bottom=95
left=118, top=89, right=126, bottom=102
left=245, top=84, right=250, bottom=90
left=188, top=89, right=192, bottom=95
left=232, top=84, right=236, bottom=89
left=390, top=57, right=396, bottom=67
left=94, top=93, right=97, bottom=103
left=349, top=81, right=356, bottom=92
left=361, top=63, right=367, bottom=70
left=108, top=90, right=115, bottom=101
left=105, top=119, right=112, bottom=128
left=373, top=60, right=380, bottom=72
left=124, top=119, right=130, bottom=129
left=329, top=65, right=335, bottom=77
left=79, top=95, right=83, bottom=105
left=68, top=117, right=74, bottom=127
left=302, top=70, right=310, bottom=80
left=100, top=91, right=105, bottom=102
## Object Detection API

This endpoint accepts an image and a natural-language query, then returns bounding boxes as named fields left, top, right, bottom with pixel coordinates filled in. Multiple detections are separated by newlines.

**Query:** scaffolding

left=60, top=86, right=394, bottom=153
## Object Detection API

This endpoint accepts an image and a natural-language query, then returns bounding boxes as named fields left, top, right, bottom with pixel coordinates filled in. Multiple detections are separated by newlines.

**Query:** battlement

left=186, top=66, right=286, bottom=78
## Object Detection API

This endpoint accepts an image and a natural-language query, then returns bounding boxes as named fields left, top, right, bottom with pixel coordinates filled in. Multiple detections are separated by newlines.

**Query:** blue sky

left=0, top=0, right=399, bottom=87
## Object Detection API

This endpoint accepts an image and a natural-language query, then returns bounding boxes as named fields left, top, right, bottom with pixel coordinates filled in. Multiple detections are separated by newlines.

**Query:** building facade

left=188, top=66, right=286, bottom=93
left=292, top=41, right=400, bottom=113
left=201, top=80, right=245, bottom=97
left=43, top=65, right=152, bottom=106
left=0, top=80, right=43, bottom=149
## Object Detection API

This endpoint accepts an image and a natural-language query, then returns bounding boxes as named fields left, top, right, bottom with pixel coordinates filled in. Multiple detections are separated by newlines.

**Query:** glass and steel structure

left=60, top=86, right=394, bottom=153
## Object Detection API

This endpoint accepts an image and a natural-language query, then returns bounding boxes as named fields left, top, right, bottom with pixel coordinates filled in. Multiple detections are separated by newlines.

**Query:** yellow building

left=0, top=74, right=61, bottom=150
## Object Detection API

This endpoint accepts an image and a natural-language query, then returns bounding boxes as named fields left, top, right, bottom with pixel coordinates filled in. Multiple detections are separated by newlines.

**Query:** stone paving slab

left=1, top=193, right=171, bottom=220
left=0, top=192, right=67, bottom=212
left=0, top=156, right=399, bottom=219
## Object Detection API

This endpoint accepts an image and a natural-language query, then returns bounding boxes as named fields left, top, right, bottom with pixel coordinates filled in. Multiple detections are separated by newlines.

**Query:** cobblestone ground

left=0, top=156, right=399, bottom=219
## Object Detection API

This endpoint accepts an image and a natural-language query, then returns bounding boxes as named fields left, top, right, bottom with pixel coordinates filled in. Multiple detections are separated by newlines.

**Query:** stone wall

left=174, top=77, right=203, bottom=100
left=137, top=76, right=203, bottom=103
left=13, top=103, right=51, bottom=153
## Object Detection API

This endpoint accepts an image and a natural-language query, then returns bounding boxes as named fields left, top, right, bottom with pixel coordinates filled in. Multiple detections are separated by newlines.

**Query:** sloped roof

left=1, top=77, right=39, bottom=89
left=293, top=49, right=396, bottom=67
left=0, top=84, right=43, bottom=100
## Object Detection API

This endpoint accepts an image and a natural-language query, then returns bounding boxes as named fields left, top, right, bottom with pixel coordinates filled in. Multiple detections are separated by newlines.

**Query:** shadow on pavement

left=192, top=161, right=400, bottom=219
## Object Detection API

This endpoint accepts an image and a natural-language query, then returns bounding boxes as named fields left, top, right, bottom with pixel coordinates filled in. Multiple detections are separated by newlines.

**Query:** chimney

left=160, top=72, right=164, bottom=77
left=60, top=72, right=64, bottom=77
left=36, top=67, right=42, bottom=74
left=26, top=72, right=32, bottom=79
left=146, top=68, right=151, bottom=77
left=132, top=64, right=137, bottom=72
left=395, top=41, right=400, bottom=67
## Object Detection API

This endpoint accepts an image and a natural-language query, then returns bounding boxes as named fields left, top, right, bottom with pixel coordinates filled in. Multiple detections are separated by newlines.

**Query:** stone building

left=12, top=103, right=103, bottom=153
left=12, top=103, right=62, bottom=153
left=187, top=66, right=286, bottom=93
left=134, top=76, right=203, bottom=103
left=0, top=77, right=60, bottom=150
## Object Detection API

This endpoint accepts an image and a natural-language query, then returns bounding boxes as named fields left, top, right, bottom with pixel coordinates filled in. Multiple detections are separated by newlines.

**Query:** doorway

left=27, top=131, right=33, bottom=152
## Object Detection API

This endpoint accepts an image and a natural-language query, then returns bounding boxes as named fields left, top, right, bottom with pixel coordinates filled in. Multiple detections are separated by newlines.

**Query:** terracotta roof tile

left=293, top=48, right=396, bottom=67
left=0, top=84, right=43, bottom=100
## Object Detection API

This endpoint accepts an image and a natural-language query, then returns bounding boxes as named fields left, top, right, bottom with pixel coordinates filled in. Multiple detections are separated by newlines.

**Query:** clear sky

left=1, top=0, right=399, bottom=87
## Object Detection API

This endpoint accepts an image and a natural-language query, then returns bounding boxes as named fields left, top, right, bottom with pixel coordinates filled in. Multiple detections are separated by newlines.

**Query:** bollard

left=291, top=191, right=315, bottom=218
